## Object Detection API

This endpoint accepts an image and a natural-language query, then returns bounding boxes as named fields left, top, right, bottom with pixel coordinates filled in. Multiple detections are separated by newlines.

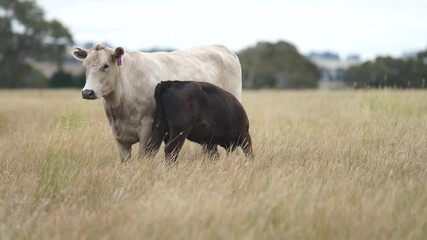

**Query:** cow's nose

left=82, top=89, right=96, bottom=99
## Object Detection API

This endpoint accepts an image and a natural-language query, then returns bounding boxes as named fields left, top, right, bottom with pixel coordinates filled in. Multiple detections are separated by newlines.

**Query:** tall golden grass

left=0, top=89, right=426, bottom=239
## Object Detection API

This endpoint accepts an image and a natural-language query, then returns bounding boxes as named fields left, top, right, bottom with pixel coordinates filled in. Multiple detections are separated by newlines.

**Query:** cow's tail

left=154, top=81, right=169, bottom=122
left=154, top=81, right=174, bottom=113
left=154, top=83, right=163, bottom=112
left=146, top=82, right=172, bottom=155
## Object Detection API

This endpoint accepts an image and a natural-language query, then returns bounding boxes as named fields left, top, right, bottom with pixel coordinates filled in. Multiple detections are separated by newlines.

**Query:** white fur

left=82, top=75, right=101, bottom=97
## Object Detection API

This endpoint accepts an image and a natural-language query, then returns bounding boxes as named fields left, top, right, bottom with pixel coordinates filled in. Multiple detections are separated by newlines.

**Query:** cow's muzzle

left=82, top=89, right=97, bottom=100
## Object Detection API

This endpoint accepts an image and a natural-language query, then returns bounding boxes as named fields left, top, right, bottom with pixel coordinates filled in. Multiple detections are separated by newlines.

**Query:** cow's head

left=72, top=44, right=125, bottom=100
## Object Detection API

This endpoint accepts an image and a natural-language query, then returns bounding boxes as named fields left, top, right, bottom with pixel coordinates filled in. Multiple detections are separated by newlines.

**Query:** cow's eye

left=101, top=64, right=109, bottom=71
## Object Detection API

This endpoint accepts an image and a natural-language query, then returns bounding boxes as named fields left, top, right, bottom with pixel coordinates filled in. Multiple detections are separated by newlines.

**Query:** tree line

left=344, top=52, right=427, bottom=88
left=0, top=1, right=321, bottom=89
left=238, top=41, right=320, bottom=89
left=1, top=0, right=426, bottom=89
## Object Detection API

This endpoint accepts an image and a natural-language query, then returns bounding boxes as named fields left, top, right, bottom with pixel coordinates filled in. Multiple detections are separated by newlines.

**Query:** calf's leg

left=145, top=118, right=168, bottom=158
left=116, top=141, right=132, bottom=162
left=240, top=133, right=254, bottom=159
left=202, top=144, right=220, bottom=159
left=164, top=128, right=189, bottom=162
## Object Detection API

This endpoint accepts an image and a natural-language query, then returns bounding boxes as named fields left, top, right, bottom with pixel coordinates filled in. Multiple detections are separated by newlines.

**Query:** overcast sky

left=38, top=0, right=426, bottom=59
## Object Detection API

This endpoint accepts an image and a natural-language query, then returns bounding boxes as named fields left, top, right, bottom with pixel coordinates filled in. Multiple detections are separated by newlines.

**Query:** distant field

left=0, top=90, right=426, bottom=239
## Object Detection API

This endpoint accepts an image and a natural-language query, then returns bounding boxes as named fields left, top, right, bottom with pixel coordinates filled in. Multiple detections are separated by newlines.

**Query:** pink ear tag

left=117, top=55, right=123, bottom=66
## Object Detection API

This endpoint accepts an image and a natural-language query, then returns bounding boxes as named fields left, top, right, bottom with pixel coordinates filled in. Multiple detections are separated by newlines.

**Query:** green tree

left=238, top=41, right=320, bottom=89
left=344, top=51, right=427, bottom=89
left=0, top=0, right=73, bottom=88
left=73, top=72, right=86, bottom=88
left=49, top=70, right=73, bottom=88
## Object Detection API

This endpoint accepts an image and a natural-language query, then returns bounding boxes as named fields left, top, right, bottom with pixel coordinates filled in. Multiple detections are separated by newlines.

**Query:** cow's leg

left=139, top=117, right=161, bottom=159
left=202, top=144, right=219, bottom=159
left=116, top=141, right=132, bottom=162
left=164, top=128, right=188, bottom=162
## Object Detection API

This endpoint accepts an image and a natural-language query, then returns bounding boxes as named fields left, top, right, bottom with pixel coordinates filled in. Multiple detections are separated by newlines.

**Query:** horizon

left=38, top=0, right=427, bottom=60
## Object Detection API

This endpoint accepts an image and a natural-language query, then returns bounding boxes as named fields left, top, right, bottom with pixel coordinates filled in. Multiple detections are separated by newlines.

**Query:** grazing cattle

left=147, top=81, right=253, bottom=161
left=72, top=44, right=242, bottom=162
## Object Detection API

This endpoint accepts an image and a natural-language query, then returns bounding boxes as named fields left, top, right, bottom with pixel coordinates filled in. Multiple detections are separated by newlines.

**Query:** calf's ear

left=72, top=47, right=88, bottom=61
left=114, top=47, right=125, bottom=66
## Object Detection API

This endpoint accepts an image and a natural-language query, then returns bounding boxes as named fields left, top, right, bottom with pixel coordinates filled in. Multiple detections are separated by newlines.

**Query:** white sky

left=38, top=0, right=427, bottom=59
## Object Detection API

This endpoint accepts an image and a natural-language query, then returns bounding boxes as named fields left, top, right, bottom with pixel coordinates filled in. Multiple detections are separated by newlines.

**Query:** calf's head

left=72, top=44, right=125, bottom=100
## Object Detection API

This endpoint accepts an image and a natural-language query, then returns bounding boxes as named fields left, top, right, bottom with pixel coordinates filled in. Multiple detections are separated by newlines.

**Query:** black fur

left=146, top=81, right=253, bottom=161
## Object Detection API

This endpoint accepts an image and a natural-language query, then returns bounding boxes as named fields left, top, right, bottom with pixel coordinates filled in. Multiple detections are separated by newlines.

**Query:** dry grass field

left=0, top=89, right=426, bottom=240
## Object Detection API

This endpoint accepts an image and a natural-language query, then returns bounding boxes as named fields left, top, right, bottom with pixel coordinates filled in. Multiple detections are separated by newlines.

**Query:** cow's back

left=147, top=45, right=242, bottom=101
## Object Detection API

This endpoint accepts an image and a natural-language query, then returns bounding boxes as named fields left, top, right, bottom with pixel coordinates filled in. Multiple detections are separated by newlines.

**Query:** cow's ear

left=113, top=47, right=125, bottom=66
left=72, top=47, right=88, bottom=61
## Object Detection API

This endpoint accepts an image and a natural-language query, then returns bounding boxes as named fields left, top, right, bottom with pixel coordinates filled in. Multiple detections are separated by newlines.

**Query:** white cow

left=72, top=44, right=242, bottom=161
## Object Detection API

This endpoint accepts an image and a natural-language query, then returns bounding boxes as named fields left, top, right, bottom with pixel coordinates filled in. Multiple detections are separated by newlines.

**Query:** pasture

left=0, top=89, right=426, bottom=239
